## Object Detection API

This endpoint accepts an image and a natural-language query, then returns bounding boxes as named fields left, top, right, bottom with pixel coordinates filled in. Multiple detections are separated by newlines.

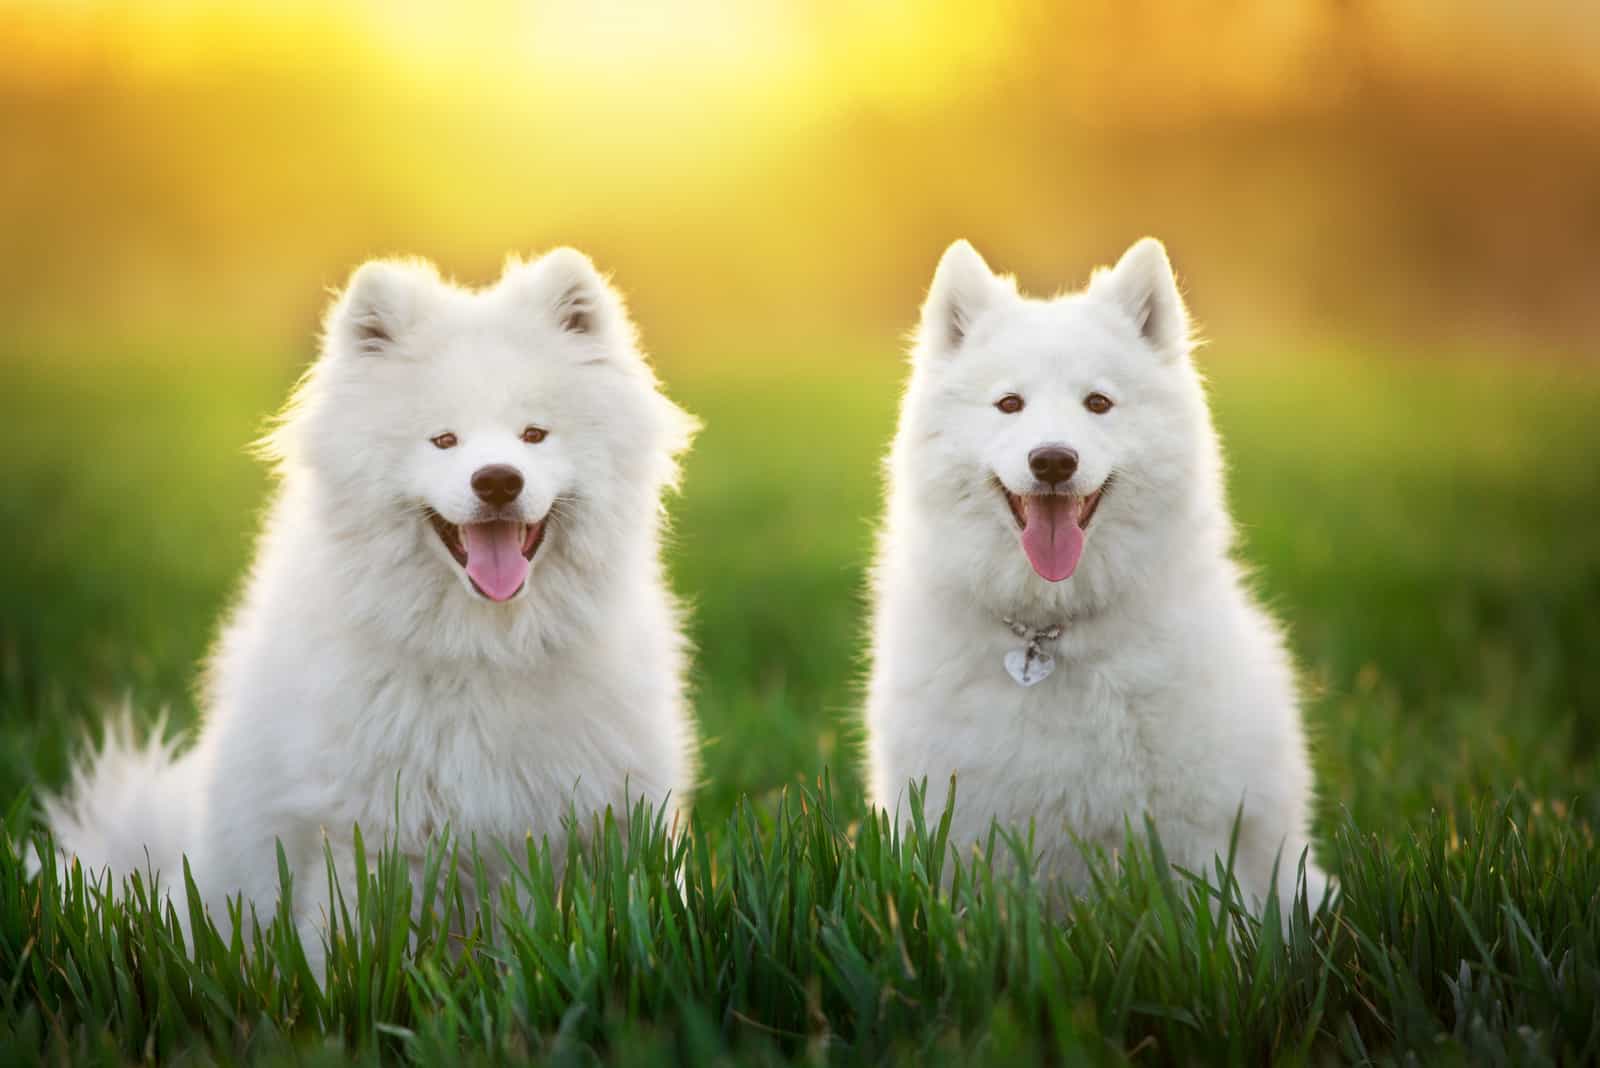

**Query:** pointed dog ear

left=327, top=258, right=438, bottom=357
left=1089, top=237, right=1191, bottom=359
left=920, top=240, right=1008, bottom=356
left=501, top=247, right=624, bottom=339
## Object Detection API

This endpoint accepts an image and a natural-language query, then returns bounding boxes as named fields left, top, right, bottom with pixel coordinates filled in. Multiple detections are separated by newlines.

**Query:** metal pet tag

left=1004, top=646, right=1055, bottom=687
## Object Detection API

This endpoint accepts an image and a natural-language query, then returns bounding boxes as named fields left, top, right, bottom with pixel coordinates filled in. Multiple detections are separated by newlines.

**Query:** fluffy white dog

left=865, top=238, right=1330, bottom=912
left=45, top=249, right=698, bottom=955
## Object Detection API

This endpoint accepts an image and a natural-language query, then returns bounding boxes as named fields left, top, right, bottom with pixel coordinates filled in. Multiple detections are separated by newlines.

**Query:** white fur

left=45, top=249, right=698, bottom=955
left=866, top=238, right=1330, bottom=911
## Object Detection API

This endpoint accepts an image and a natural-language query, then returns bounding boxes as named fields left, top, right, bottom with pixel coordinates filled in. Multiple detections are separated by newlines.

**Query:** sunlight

left=516, top=0, right=803, bottom=80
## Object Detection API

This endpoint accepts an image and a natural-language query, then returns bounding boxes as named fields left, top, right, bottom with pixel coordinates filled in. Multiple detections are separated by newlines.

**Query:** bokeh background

left=1, top=0, right=1597, bottom=832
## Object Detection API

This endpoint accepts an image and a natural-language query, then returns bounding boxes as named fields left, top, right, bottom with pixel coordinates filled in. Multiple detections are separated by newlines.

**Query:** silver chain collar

left=1001, top=616, right=1063, bottom=687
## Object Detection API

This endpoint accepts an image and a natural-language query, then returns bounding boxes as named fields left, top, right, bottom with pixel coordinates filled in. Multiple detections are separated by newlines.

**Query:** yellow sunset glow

left=2, top=0, right=1597, bottom=349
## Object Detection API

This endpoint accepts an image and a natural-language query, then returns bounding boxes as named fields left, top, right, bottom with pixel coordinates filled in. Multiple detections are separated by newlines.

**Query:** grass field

left=1, top=336, right=1598, bottom=1064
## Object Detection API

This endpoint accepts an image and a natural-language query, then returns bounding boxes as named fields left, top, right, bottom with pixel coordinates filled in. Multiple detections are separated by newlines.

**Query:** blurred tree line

left=2, top=0, right=1596, bottom=356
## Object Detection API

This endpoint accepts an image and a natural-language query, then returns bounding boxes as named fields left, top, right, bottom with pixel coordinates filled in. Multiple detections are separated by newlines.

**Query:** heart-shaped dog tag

left=1004, top=647, right=1055, bottom=687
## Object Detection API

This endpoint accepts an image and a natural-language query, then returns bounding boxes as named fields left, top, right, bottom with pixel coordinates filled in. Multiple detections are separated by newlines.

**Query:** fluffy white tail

left=40, top=709, right=201, bottom=889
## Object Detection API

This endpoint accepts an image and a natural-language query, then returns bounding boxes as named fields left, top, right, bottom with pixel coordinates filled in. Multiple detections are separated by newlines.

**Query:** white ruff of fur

left=865, top=237, right=1331, bottom=916
left=43, top=249, right=700, bottom=963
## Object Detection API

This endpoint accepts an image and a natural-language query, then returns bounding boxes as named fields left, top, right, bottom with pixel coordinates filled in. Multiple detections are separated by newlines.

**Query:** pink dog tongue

left=1020, top=495, right=1085, bottom=582
left=462, top=521, right=529, bottom=602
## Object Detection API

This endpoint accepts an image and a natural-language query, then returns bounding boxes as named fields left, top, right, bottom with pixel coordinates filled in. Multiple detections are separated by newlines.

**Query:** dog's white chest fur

left=870, top=595, right=1165, bottom=876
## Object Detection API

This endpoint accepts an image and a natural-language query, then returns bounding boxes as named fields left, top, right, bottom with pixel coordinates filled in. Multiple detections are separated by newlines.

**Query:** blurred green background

left=1, top=0, right=1597, bottom=836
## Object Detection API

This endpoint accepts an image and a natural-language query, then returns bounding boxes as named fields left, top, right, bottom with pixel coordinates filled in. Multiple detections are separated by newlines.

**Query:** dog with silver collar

left=864, top=237, right=1330, bottom=914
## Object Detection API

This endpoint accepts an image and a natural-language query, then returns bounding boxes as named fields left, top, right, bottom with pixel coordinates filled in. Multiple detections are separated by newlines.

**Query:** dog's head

left=897, top=238, right=1221, bottom=603
left=271, top=249, right=695, bottom=618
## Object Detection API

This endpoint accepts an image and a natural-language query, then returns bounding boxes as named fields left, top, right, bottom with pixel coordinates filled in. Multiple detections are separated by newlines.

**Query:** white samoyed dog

left=44, top=249, right=698, bottom=954
left=865, top=238, right=1330, bottom=913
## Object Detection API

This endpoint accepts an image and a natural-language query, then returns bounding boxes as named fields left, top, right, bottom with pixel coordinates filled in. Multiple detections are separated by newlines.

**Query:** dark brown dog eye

left=521, top=426, right=548, bottom=444
left=995, top=394, right=1024, bottom=414
left=430, top=432, right=458, bottom=449
left=1084, top=393, right=1114, bottom=414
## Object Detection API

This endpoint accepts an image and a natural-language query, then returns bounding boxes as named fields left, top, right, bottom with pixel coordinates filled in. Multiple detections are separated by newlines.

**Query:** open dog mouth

left=995, top=476, right=1112, bottom=583
left=427, top=511, right=546, bottom=602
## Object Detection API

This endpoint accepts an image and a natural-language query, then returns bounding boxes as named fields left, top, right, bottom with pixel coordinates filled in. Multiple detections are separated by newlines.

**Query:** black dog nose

left=471, top=464, right=524, bottom=506
left=1028, top=446, right=1079, bottom=485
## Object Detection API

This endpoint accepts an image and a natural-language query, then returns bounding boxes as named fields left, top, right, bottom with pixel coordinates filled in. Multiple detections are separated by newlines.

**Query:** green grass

left=1, top=338, right=1598, bottom=1064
